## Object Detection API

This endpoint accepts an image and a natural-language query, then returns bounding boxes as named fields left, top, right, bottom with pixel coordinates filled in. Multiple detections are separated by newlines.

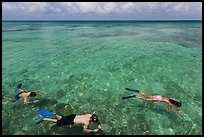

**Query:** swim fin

left=125, top=88, right=139, bottom=92
left=38, top=110, right=56, bottom=116
left=122, top=95, right=136, bottom=100
left=34, top=118, right=44, bottom=125
left=17, top=83, right=22, bottom=89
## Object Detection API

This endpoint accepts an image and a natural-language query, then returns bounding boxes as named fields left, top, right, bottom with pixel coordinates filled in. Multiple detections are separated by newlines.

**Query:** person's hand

left=93, top=129, right=99, bottom=132
left=178, top=110, right=184, bottom=114
left=36, top=90, right=47, bottom=94
left=40, top=91, right=47, bottom=94
left=33, top=100, right=40, bottom=103
left=98, top=125, right=102, bottom=129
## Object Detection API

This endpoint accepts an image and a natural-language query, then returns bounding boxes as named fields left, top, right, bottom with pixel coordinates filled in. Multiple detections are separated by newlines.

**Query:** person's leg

left=135, top=96, right=149, bottom=101
left=3, top=97, right=17, bottom=102
left=55, top=114, right=62, bottom=120
left=138, top=91, right=149, bottom=97
left=18, top=89, right=24, bottom=92
left=43, top=118, right=58, bottom=123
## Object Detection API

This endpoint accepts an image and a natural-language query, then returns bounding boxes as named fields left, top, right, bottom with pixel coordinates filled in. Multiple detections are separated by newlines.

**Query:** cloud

left=3, top=2, right=46, bottom=12
left=59, top=2, right=134, bottom=14
left=2, top=2, right=202, bottom=20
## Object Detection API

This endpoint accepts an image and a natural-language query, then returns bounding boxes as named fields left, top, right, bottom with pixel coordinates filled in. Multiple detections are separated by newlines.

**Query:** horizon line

left=2, top=19, right=202, bottom=21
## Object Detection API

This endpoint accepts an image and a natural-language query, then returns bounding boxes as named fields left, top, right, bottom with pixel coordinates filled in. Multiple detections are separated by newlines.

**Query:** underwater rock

left=54, top=103, right=74, bottom=116
left=56, top=89, right=66, bottom=98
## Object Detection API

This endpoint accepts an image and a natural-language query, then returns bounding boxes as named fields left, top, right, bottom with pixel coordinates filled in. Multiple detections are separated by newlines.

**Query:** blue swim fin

left=122, top=95, right=136, bottom=100
left=38, top=110, right=56, bottom=116
left=125, top=88, right=139, bottom=92
left=17, top=83, right=22, bottom=89
left=34, top=118, right=44, bottom=125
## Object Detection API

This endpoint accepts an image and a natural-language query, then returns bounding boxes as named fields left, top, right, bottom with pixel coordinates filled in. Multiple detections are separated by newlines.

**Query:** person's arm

left=2, top=97, right=17, bottom=102
left=167, top=105, right=184, bottom=114
left=33, top=90, right=47, bottom=94
left=18, top=88, right=25, bottom=92
left=98, top=124, right=102, bottom=129
left=97, top=121, right=102, bottom=129
left=83, top=123, right=99, bottom=133
left=23, top=97, right=40, bottom=104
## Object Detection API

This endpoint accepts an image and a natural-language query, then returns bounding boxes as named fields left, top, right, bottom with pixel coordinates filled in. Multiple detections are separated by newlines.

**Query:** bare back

left=20, top=92, right=31, bottom=98
left=74, top=114, right=92, bottom=125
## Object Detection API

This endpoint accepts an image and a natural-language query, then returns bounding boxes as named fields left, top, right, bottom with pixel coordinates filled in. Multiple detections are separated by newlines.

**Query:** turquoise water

left=2, top=20, right=202, bottom=135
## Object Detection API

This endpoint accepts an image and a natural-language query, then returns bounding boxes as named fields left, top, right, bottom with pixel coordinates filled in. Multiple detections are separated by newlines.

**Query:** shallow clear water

left=2, top=20, right=202, bottom=135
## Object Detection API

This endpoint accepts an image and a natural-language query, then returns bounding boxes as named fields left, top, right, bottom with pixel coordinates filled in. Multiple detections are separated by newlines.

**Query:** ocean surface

left=2, top=20, right=202, bottom=135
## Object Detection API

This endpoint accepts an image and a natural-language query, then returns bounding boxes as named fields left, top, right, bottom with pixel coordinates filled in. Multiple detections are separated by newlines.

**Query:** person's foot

left=35, top=118, right=44, bottom=124
left=17, top=83, right=22, bottom=89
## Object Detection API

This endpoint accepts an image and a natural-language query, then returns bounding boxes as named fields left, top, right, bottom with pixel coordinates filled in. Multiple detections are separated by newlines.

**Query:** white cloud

left=148, top=2, right=157, bottom=9
left=3, top=2, right=18, bottom=11
left=28, top=2, right=47, bottom=12
left=99, top=2, right=116, bottom=14
left=2, top=2, right=202, bottom=20
left=59, top=2, right=133, bottom=14
left=75, top=2, right=97, bottom=13
left=114, top=2, right=134, bottom=14
left=3, top=2, right=47, bottom=13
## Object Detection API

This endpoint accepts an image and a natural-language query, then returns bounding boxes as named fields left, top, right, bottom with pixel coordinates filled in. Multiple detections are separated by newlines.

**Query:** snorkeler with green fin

left=2, top=82, right=47, bottom=104
left=35, top=110, right=102, bottom=133
left=122, top=88, right=184, bottom=114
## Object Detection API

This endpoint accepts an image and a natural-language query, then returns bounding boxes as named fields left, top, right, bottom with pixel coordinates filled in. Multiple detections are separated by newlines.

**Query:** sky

left=2, top=2, right=202, bottom=20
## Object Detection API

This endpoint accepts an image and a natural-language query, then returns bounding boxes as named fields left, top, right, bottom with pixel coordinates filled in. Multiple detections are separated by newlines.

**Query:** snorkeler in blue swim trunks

left=37, top=112, right=102, bottom=133
left=2, top=83, right=47, bottom=104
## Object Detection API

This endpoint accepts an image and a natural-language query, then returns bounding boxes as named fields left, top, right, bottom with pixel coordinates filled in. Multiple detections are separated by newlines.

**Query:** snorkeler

left=35, top=110, right=101, bottom=133
left=122, top=88, right=184, bottom=114
left=2, top=83, right=47, bottom=104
